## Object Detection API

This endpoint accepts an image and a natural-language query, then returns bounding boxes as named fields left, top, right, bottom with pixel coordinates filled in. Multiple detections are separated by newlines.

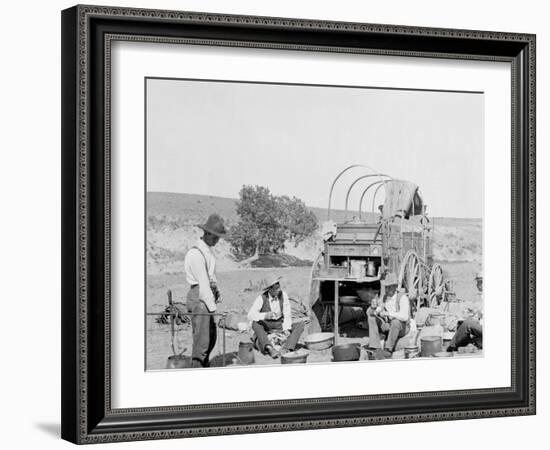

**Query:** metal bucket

left=404, top=345, right=420, bottom=359
left=427, top=313, right=446, bottom=327
left=420, top=336, right=442, bottom=357
left=238, top=341, right=255, bottom=365
left=281, top=350, right=309, bottom=364
left=305, top=332, right=335, bottom=351
left=332, top=343, right=361, bottom=361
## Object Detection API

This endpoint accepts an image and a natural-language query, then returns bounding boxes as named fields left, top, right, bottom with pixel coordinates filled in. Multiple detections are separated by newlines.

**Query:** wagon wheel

left=428, top=264, right=445, bottom=308
left=398, top=250, right=425, bottom=309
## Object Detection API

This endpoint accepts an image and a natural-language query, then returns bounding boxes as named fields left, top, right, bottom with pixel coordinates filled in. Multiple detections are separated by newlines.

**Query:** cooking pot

left=281, top=350, right=309, bottom=364
left=305, top=332, right=335, bottom=351
left=427, top=313, right=446, bottom=327
left=420, top=336, right=442, bottom=357
left=404, top=345, right=420, bottom=359
left=332, top=343, right=361, bottom=361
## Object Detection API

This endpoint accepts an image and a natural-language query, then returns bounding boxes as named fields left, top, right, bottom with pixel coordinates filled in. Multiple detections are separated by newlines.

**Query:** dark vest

left=260, top=291, right=285, bottom=319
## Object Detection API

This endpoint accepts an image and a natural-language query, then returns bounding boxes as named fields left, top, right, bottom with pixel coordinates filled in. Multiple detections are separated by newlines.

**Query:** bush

left=228, top=185, right=318, bottom=259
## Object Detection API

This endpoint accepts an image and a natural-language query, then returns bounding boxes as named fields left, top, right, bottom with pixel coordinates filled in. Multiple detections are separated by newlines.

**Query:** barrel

left=420, top=336, right=442, bottom=357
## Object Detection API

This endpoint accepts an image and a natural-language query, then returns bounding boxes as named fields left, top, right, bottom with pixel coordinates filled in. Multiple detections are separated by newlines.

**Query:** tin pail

left=404, top=345, right=420, bottom=359
left=427, top=313, right=446, bottom=327
left=420, top=336, right=442, bottom=357
left=238, top=341, right=255, bottom=365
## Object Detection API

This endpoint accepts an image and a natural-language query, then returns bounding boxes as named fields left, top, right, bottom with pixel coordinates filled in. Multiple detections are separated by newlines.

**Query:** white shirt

left=385, top=291, right=410, bottom=322
left=183, top=239, right=217, bottom=312
left=248, top=291, right=292, bottom=331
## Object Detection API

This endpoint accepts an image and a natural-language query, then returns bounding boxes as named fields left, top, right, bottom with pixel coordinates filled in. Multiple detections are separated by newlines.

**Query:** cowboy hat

left=198, top=213, right=226, bottom=237
left=260, top=276, right=283, bottom=292
left=380, top=272, right=398, bottom=286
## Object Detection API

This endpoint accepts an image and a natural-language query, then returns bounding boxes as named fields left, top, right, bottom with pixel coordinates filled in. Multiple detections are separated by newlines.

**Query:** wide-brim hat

left=474, top=271, right=483, bottom=280
left=261, top=276, right=283, bottom=292
left=381, top=272, right=398, bottom=286
left=198, top=213, right=227, bottom=237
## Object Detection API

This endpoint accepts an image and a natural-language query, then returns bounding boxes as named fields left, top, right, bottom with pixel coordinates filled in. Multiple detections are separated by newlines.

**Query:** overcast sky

left=146, top=78, right=483, bottom=218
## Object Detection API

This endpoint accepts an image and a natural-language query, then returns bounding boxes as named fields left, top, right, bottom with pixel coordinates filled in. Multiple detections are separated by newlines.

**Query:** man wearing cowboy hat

left=184, top=213, right=226, bottom=368
left=367, top=272, right=411, bottom=359
left=247, top=276, right=305, bottom=359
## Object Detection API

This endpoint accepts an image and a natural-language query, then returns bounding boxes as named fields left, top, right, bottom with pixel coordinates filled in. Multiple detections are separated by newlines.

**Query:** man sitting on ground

left=446, top=272, right=483, bottom=352
left=247, top=276, right=305, bottom=359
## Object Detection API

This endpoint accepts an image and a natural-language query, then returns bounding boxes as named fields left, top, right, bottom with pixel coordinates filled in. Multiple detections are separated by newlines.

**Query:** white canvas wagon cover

left=382, top=179, right=423, bottom=219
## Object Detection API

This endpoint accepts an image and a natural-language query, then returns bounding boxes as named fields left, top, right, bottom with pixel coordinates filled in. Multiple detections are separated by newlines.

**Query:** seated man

left=367, top=273, right=411, bottom=359
left=446, top=317, right=482, bottom=352
left=447, top=272, right=483, bottom=351
left=247, top=276, right=305, bottom=359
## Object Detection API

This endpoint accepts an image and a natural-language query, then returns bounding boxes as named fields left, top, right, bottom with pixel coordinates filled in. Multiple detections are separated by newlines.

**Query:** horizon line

left=147, top=190, right=483, bottom=221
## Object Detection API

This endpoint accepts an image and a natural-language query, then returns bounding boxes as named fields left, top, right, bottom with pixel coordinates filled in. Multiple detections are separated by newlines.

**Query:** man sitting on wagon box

left=367, top=272, right=411, bottom=359
left=247, top=276, right=305, bottom=359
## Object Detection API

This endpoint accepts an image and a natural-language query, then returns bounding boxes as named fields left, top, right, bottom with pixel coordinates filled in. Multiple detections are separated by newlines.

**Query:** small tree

left=277, top=195, right=318, bottom=246
left=228, top=185, right=318, bottom=259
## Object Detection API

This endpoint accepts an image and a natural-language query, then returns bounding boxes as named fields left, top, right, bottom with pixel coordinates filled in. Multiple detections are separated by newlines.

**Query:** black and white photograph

left=57, top=0, right=539, bottom=445
left=145, top=78, right=484, bottom=370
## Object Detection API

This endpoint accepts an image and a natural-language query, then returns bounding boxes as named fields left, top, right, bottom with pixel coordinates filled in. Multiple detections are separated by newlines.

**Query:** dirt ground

left=146, top=261, right=481, bottom=370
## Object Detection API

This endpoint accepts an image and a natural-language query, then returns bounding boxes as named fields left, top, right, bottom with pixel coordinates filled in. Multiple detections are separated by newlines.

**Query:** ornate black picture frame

left=61, top=4, right=536, bottom=444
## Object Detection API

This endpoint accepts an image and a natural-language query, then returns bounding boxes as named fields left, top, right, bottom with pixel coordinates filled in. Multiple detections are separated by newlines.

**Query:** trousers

left=367, top=309, right=409, bottom=351
left=448, top=318, right=483, bottom=349
left=252, top=320, right=305, bottom=353
left=187, top=286, right=217, bottom=367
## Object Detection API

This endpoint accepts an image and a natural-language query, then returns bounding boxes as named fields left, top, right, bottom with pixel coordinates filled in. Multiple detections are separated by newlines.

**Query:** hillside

left=146, top=192, right=482, bottom=274
left=147, top=191, right=378, bottom=226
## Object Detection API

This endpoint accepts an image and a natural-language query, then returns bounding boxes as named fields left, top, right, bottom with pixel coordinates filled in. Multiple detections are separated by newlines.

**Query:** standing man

left=474, top=271, right=483, bottom=302
left=367, top=273, right=411, bottom=359
left=184, top=213, right=226, bottom=368
left=248, top=276, right=305, bottom=359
